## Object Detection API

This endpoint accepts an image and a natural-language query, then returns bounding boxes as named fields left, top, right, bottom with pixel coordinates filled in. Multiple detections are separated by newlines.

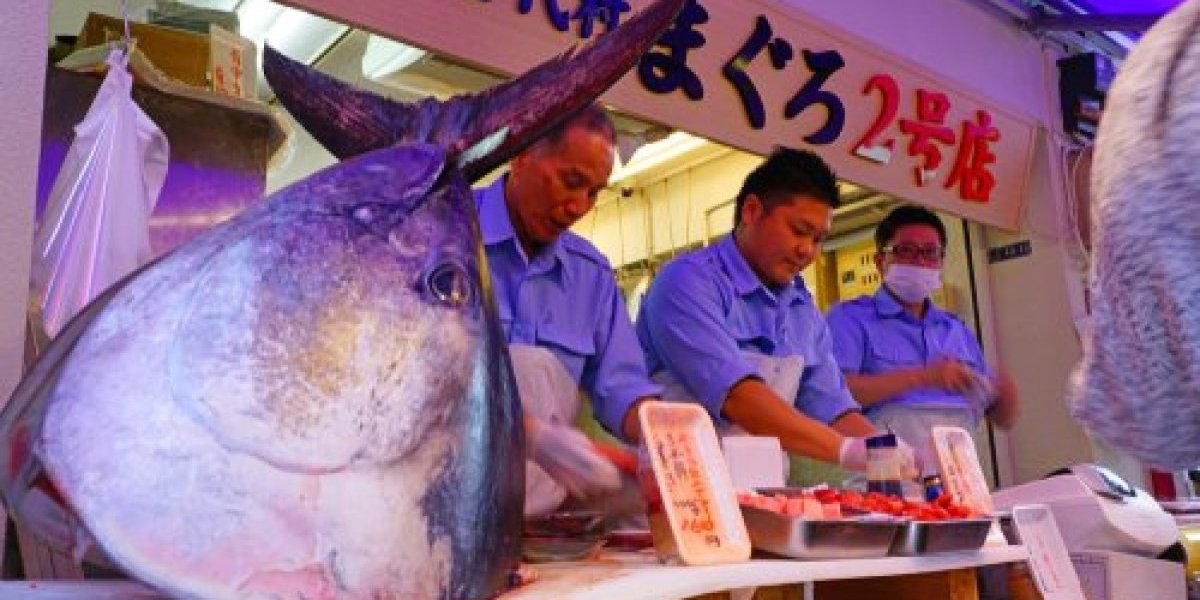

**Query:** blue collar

left=478, top=174, right=569, bottom=279
left=872, top=287, right=947, bottom=324
left=479, top=174, right=518, bottom=246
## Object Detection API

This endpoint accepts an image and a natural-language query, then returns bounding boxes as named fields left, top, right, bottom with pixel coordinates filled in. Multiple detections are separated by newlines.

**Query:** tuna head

left=11, top=144, right=522, bottom=600
left=0, top=0, right=687, bottom=598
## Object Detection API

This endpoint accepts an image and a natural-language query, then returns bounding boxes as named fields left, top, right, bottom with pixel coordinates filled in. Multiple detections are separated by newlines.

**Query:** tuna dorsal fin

left=264, top=0, right=685, bottom=182
left=262, top=46, right=439, bottom=161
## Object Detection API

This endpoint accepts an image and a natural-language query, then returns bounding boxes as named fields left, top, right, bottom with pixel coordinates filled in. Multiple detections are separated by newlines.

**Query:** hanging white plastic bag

left=31, top=47, right=169, bottom=338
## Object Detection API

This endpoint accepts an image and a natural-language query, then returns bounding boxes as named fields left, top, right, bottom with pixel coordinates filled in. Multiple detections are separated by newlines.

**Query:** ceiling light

left=177, top=0, right=241, bottom=11
left=608, top=131, right=709, bottom=185
left=240, top=0, right=346, bottom=63
left=234, top=0, right=347, bottom=98
left=362, top=35, right=428, bottom=80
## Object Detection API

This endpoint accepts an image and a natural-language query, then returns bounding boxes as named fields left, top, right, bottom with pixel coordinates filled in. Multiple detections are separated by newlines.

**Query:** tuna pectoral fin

left=264, top=0, right=685, bottom=181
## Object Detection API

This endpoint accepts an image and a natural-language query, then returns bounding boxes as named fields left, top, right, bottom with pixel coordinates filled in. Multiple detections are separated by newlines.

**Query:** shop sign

left=988, top=240, right=1033, bottom=263
left=280, top=0, right=1037, bottom=230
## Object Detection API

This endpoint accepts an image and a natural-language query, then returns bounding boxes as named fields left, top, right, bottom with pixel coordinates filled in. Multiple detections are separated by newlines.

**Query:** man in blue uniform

left=635, top=148, right=885, bottom=473
left=474, top=105, right=661, bottom=516
left=825, top=205, right=1018, bottom=475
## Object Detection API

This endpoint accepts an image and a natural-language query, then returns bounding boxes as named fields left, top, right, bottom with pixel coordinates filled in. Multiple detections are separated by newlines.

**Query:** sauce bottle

left=866, top=433, right=904, bottom=497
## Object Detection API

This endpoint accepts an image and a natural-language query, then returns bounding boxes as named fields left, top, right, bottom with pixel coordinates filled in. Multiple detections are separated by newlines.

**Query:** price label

left=1012, top=505, right=1086, bottom=600
left=638, top=402, right=750, bottom=565
left=646, top=425, right=723, bottom=551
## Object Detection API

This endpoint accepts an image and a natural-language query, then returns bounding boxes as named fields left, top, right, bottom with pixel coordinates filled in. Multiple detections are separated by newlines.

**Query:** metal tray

left=888, top=518, right=994, bottom=555
left=522, top=536, right=605, bottom=562
left=740, top=506, right=902, bottom=559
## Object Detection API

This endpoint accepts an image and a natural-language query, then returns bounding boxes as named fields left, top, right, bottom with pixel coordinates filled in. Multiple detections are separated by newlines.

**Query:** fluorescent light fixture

left=177, top=0, right=241, bottom=11
left=233, top=0, right=347, bottom=99
left=363, top=35, right=428, bottom=80
left=608, top=131, right=709, bottom=185
left=236, top=0, right=347, bottom=65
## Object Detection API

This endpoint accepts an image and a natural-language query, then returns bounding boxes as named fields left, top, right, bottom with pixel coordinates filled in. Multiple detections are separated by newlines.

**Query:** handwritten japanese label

left=646, top=423, right=724, bottom=551
left=210, top=25, right=254, bottom=100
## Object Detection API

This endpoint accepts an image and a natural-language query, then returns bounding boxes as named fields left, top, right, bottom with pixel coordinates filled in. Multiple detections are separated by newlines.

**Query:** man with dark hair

left=634, top=148, right=888, bottom=473
left=826, top=205, right=1018, bottom=478
left=474, top=104, right=660, bottom=516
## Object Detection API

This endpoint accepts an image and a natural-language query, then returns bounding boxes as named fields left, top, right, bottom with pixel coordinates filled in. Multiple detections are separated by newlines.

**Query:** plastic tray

left=931, top=426, right=994, bottom=515
left=740, top=506, right=902, bottom=559
left=637, top=402, right=751, bottom=565
left=888, top=517, right=994, bottom=555
left=523, top=511, right=607, bottom=538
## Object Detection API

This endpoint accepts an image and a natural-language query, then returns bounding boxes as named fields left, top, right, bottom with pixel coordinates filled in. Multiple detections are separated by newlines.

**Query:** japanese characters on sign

left=290, top=0, right=1036, bottom=229
left=647, top=428, right=722, bottom=549
left=482, top=0, right=633, bottom=38
left=484, top=0, right=1015, bottom=209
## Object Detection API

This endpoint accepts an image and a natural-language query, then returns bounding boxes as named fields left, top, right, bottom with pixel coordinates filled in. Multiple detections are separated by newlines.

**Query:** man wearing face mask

left=826, top=205, right=1018, bottom=476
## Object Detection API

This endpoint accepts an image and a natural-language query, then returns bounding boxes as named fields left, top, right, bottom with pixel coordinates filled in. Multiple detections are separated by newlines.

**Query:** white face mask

left=884, top=264, right=941, bottom=304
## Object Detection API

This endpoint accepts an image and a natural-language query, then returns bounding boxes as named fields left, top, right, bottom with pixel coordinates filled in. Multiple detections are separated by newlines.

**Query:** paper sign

left=931, top=425, right=993, bottom=515
left=209, top=25, right=256, bottom=99
left=638, top=402, right=750, bottom=565
left=721, top=435, right=786, bottom=490
left=1012, top=505, right=1087, bottom=600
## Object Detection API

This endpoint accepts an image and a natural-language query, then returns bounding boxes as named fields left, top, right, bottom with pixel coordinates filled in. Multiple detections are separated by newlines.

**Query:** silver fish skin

left=8, top=144, right=521, bottom=600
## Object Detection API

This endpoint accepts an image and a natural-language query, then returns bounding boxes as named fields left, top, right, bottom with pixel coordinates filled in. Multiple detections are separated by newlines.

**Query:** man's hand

left=837, top=437, right=868, bottom=471
left=923, top=359, right=977, bottom=393
left=838, top=436, right=922, bottom=477
left=987, top=371, right=1019, bottom=429
left=527, top=420, right=622, bottom=499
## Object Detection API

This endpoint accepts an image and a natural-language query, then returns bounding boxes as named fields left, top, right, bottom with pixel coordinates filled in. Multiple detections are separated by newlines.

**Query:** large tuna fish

left=0, top=1, right=683, bottom=598
left=1068, top=0, right=1200, bottom=471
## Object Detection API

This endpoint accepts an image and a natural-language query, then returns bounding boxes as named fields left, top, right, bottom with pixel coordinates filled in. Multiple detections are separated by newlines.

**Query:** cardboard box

left=77, top=12, right=210, bottom=88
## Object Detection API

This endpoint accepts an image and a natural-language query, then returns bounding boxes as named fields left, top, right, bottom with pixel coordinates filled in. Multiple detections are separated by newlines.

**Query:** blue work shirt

left=636, top=235, right=860, bottom=427
left=474, top=176, right=660, bottom=438
left=825, top=288, right=992, bottom=422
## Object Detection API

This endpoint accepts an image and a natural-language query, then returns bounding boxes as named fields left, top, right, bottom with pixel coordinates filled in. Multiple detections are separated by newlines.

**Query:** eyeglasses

left=881, top=243, right=946, bottom=262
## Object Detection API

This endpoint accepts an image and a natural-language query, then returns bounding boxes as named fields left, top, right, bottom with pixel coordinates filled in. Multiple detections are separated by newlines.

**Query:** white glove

left=895, top=438, right=922, bottom=480
left=838, top=437, right=868, bottom=472
left=838, top=436, right=923, bottom=478
left=527, top=420, right=622, bottom=499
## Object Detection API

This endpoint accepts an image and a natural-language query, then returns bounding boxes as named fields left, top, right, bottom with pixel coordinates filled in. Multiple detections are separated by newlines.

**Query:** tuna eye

left=425, top=262, right=473, bottom=308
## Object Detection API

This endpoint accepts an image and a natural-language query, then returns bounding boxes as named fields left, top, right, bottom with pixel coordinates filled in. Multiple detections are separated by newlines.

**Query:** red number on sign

left=853, top=74, right=899, bottom=164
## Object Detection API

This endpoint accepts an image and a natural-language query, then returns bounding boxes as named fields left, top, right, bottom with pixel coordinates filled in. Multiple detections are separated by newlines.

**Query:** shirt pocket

left=931, top=326, right=981, bottom=367
left=865, top=329, right=921, bottom=370
left=727, top=311, right=776, bottom=355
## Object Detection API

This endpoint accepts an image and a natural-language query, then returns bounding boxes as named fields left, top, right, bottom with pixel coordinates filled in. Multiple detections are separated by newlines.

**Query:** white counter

left=0, top=546, right=1028, bottom=600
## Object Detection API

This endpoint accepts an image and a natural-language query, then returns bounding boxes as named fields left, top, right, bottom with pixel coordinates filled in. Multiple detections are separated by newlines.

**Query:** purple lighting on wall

left=1071, top=0, right=1182, bottom=13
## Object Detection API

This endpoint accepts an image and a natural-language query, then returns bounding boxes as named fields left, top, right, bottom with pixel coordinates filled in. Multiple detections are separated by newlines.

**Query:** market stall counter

left=0, top=545, right=1028, bottom=600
